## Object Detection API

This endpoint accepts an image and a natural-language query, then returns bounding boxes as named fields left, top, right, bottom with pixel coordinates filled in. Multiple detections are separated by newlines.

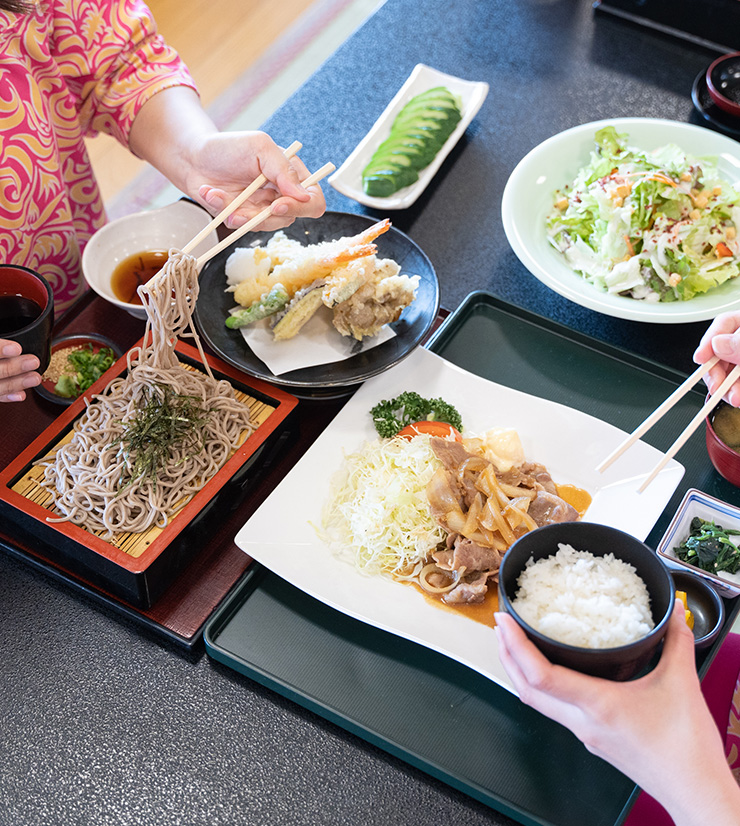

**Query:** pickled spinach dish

left=362, top=86, right=462, bottom=197
left=674, top=517, right=740, bottom=575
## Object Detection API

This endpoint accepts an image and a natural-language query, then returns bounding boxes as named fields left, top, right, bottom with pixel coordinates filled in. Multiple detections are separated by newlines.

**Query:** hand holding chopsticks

left=182, top=141, right=303, bottom=255
left=597, top=354, right=740, bottom=492
left=195, top=161, right=335, bottom=269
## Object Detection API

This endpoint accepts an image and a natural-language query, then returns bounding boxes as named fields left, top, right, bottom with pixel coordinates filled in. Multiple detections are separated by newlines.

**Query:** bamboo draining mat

left=12, top=383, right=275, bottom=558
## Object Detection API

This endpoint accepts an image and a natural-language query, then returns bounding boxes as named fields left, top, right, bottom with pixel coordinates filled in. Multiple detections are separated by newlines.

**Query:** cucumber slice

left=363, top=174, right=397, bottom=197
left=363, top=161, right=418, bottom=188
left=410, top=86, right=453, bottom=101
left=362, top=164, right=418, bottom=195
left=394, top=97, right=459, bottom=119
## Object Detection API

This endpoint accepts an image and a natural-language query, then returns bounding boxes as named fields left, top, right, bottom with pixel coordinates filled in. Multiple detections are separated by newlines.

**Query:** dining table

left=2, top=1, right=740, bottom=825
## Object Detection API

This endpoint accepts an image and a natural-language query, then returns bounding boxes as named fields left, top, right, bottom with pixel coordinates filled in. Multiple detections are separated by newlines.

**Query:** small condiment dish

left=498, top=522, right=675, bottom=681
left=670, top=570, right=724, bottom=650
left=657, top=487, right=740, bottom=598
left=82, top=200, right=217, bottom=319
left=706, top=52, right=740, bottom=119
left=36, top=333, right=123, bottom=406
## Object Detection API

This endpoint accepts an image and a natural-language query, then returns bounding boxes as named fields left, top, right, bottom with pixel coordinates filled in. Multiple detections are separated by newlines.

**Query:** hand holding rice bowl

left=498, top=522, right=675, bottom=680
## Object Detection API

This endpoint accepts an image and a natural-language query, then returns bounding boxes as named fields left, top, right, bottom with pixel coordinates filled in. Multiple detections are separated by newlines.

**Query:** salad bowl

left=502, top=118, right=740, bottom=324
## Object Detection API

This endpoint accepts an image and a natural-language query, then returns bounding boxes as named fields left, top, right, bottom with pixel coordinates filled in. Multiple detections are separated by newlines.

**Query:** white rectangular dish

left=234, top=347, right=684, bottom=693
left=329, top=64, right=489, bottom=210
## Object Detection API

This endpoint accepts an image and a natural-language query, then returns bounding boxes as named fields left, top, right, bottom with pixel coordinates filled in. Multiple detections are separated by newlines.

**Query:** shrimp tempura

left=233, top=219, right=391, bottom=308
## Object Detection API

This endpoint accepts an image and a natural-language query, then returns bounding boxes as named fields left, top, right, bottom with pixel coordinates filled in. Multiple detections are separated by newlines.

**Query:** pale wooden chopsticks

left=182, top=140, right=302, bottom=255
left=596, top=354, right=740, bottom=493
left=195, top=161, right=335, bottom=269
left=597, top=355, right=720, bottom=474
left=636, top=362, right=740, bottom=492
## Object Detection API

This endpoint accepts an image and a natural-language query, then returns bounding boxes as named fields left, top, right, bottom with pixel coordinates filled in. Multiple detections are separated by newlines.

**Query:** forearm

left=664, top=764, right=740, bottom=826
left=128, top=86, right=216, bottom=197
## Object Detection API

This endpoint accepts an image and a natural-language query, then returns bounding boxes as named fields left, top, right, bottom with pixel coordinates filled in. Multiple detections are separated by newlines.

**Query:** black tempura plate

left=193, top=212, right=440, bottom=398
left=691, top=69, right=740, bottom=140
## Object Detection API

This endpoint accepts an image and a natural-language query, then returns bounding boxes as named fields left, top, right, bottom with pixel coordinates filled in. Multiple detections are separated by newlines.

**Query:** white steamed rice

left=511, top=543, right=654, bottom=649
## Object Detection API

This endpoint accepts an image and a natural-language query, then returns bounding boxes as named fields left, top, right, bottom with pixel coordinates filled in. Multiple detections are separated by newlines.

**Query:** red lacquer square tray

left=0, top=338, right=298, bottom=609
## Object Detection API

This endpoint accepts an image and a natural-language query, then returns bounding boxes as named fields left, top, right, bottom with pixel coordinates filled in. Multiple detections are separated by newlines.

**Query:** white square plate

left=329, top=64, right=489, bottom=210
left=235, top=347, right=684, bottom=693
left=657, top=487, right=740, bottom=597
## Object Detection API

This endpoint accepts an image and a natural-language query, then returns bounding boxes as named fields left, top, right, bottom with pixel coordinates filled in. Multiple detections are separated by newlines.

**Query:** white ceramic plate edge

left=502, top=117, right=740, bottom=324
left=234, top=347, right=684, bottom=693
left=329, top=64, right=489, bottom=209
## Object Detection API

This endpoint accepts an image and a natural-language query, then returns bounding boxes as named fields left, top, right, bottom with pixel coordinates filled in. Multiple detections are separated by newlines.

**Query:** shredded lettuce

left=320, top=435, right=446, bottom=577
left=546, top=126, right=740, bottom=302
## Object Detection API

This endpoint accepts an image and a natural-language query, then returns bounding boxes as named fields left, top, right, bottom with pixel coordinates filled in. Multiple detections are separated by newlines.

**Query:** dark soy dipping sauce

left=111, top=250, right=168, bottom=305
left=0, top=294, right=42, bottom=334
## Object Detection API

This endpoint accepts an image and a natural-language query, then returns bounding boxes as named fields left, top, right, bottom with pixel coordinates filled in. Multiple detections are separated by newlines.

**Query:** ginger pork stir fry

left=321, top=419, right=582, bottom=606
left=424, top=437, right=579, bottom=604
left=225, top=218, right=419, bottom=341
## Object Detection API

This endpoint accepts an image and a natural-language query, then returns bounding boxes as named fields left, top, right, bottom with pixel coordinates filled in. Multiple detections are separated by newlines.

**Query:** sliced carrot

left=716, top=242, right=734, bottom=258
left=397, top=421, right=462, bottom=441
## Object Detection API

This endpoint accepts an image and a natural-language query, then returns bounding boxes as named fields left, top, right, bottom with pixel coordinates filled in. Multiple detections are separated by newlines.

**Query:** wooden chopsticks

left=195, top=161, right=335, bottom=269
left=182, top=141, right=303, bottom=255
left=597, top=354, right=740, bottom=492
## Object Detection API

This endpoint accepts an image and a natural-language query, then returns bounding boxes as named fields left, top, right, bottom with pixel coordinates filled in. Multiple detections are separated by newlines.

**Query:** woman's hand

left=129, top=87, right=326, bottom=232
left=192, top=132, right=326, bottom=230
left=495, top=603, right=740, bottom=826
left=694, top=311, right=740, bottom=406
left=0, top=340, right=41, bottom=402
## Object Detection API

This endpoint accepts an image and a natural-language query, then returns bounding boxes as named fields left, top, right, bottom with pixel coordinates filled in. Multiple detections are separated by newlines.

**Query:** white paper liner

left=235, top=305, right=396, bottom=375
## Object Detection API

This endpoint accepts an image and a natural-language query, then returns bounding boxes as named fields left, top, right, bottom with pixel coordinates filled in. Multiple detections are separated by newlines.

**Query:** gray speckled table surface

left=1, top=1, right=735, bottom=824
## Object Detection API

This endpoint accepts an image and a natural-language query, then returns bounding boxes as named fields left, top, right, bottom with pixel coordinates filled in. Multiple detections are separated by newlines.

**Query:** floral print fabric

left=0, top=0, right=195, bottom=314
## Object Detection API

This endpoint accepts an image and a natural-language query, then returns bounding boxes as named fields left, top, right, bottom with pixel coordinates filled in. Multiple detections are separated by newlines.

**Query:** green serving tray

left=205, top=292, right=740, bottom=826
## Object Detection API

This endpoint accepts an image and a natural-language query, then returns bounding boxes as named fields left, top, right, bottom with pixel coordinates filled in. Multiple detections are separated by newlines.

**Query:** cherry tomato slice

left=397, top=421, right=462, bottom=441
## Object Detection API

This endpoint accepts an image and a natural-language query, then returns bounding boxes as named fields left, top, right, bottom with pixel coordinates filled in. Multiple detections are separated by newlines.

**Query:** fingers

left=693, top=312, right=740, bottom=406
left=198, top=176, right=325, bottom=231
left=653, top=599, right=697, bottom=675
left=0, top=352, right=41, bottom=402
left=0, top=341, right=41, bottom=401
left=494, top=613, right=602, bottom=722
left=694, top=311, right=740, bottom=366
left=712, top=332, right=740, bottom=371
left=1, top=340, right=22, bottom=359
left=271, top=153, right=313, bottom=202
left=701, top=356, right=740, bottom=405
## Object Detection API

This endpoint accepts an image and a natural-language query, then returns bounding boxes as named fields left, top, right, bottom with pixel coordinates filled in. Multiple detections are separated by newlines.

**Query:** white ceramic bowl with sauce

left=81, top=200, right=218, bottom=319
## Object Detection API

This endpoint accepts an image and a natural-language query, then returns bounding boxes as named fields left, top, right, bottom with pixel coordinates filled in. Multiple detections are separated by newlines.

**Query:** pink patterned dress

left=0, top=0, right=196, bottom=315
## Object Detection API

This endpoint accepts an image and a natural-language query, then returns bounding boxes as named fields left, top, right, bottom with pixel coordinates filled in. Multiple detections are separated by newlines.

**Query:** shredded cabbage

left=320, top=435, right=447, bottom=577
left=546, top=126, right=740, bottom=301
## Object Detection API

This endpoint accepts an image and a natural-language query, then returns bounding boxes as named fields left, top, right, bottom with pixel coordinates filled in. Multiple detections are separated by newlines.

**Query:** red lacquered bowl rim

left=705, top=401, right=740, bottom=485
left=706, top=52, right=740, bottom=118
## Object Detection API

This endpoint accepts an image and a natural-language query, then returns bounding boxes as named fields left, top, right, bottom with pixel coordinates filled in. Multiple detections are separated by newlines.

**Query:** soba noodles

left=39, top=250, right=254, bottom=536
